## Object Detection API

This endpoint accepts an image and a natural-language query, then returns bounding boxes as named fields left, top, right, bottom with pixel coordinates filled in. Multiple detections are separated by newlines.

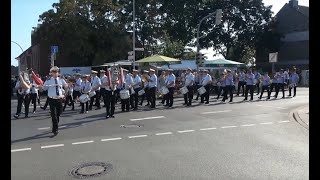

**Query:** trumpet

left=19, top=72, right=31, bottom=90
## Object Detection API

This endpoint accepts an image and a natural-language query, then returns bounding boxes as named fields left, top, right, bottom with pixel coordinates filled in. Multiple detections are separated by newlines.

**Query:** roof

left=204, top=58, right=244, bottom=65
left=297, top=5, right=309, bottom=18
left=158, top=60, right=197, bottom=70
left=136, top=55, right=181, bottom=65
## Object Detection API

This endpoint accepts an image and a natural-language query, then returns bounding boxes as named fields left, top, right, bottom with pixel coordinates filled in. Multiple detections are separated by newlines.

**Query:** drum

left=197, top=86, right=206, bottom=95
left=160, top=86, right=169, bottom=95
left=138, top=89, right=145, bottom=96
left=89, top=91, right=96, bottom=98
left=79, top=94, right=90, bottom=103
left=289, top=83, right=296, bottom=88
left=180, top=86, right=189, bottom=94
left=120, top=90, right=130, bottom=99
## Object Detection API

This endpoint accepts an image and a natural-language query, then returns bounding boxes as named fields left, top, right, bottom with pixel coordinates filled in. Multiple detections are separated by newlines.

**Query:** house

left=256, top=0, right=309, bottom=71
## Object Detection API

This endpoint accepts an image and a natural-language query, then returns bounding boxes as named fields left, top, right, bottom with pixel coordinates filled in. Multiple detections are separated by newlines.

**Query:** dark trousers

left=195, top=84, right=201, bottom=100
left=100, top=88, right=107, bottom=106
left=260, top=85, right=270, bottom=99
left=133, top=88, right=141, bottom=109
left=166, top=87, right=174, bottom=106
left=16, top=94, right=31, bottom=116
left=255, top=82, right=260, bottom=94
left=106, top=90, right=115, bottom=116
left=245, top=85, right=254, bottom=100
left=130, top=89, right=135, bottom=108
left=48, top=98, right=62, bottom=133
left=149, top=87, right=157, bottom=108
left=161, top=93, right=167, bottom=104
left=81, top=101, right=89, bottom=112
left=223, top=85, right=233, bottom=102
left=63, top=95, right=74, bottom=111
left=89, top=90, right=100, bottom=109
left=268, top=83, right=278, bottom=97
left=237, top=81, right=246, bottom=96
left=121, top=98, right=130, bottom=111
left=184, top=86, right=194, bottom=105
left=43, top=97, right=49, bottom=109
left=140, top=87, right=150, bottom=105
left=72, top=90, right=81, bottom=103
left=217, top=86, right=225, bottom=99
left=31, top=93, right=38, bottom=112
left=289, top=86, right=297, bottom=96
left=201, top=85, right=210, bottom=103
left=275, top=83, right=285, bottom=98
left=114, top=89, right=120, bottom=104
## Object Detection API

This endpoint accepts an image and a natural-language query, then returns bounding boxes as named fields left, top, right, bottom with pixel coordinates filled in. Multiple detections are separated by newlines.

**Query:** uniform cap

left=50, top=66, right=59, bottom=72
left=91, top=70, right=98, bottom=74
left=149, top=69, right=155, bottom=72
left=100, top=70, right=106, bottom=73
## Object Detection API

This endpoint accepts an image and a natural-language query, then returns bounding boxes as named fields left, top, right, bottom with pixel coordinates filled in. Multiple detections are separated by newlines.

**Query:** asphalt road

left=11, top=88, right=309, bottom=180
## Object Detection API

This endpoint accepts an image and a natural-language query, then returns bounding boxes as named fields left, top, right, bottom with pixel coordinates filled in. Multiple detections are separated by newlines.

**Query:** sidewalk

left=293, top=105, right=309, bottom=129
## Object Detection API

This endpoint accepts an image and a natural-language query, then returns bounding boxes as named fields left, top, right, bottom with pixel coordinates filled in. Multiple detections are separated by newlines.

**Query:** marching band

left=13, top=66, right=300, bottom=136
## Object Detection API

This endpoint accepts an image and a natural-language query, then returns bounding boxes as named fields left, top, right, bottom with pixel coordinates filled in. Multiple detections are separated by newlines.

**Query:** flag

left=31, top=70, right=43, bottom=85
left=106, top=68, right=111, bottom=87
left=118, top=66, right=124, bottom=87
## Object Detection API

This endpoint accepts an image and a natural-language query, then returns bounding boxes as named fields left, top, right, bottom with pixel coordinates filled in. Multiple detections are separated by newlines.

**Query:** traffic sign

left=134, top=48, right=144, bottom=51
left=51, top=46, right=58, bottom=54
left=128, top=55, right=135, bottom=61
left=128, top=51, right=134, bottom=56
left=269, top=52, right=278, bottom=63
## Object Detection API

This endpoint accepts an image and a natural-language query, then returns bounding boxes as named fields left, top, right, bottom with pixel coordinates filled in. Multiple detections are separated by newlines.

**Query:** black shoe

left=53, top=131, right=58, bottom=136
left=200, top=101, right=204, bottom=103
left=25, top=115, right=29, bottom=118
left=103, top=105, right=106, bottom=107
left=293, top=95, right=296, bottom=97
left=258, top=97, right=262, bottom=100
left=164, top=104, right=169, bottom=106
left=126, top=110, right=130, bottom=112
left=80, top=111, right=84, bottom=114
left=288, top=94, right=291, bottom=96
left=145, top=104, right=150, bottom=106
left=250, top=99, right=253, bottom=101
left=110, top=115, right=115, bottom=118
left=40, top=107, right=46, bottom=110
left=133, top=108, right=138, bottom=110
left=122, top=110, right=125, bottom=112
left=229, top=100, right=233, bottom=103
left=282, top=97, right=285, bottom=99
left=33, top=111, right=36, bottom=114
left=106, top=115, right=110, bottom=119
left=205, top=102, right=209, bottom=104
left=243, top=98, right=247, bottom=101
left=71, top=108, right=74, bottom=111
left=95, top=107, right=101, bottom=110
left=14, top=114, right=19, bottom=119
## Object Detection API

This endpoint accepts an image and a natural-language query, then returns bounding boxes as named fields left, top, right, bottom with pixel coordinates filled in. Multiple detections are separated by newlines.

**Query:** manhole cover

left=69, top=162, right=112, bottom=179
left=120, top=124, right=143, bottom=128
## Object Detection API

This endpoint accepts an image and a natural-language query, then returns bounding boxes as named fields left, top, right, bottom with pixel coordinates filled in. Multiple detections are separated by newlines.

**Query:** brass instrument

left=19, top=71, right=31, bottom=90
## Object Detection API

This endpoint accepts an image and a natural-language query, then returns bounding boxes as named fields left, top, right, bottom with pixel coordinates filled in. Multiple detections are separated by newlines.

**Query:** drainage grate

left=120, top=124, right=143, bottom=128
left=69, top=162, right=112, bottom=179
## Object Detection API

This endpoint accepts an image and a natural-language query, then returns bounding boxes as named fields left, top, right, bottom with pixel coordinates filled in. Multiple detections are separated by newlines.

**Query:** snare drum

left=180, top=86, right=189, bottom=94
left=289, top=83, right=296, bottom=88
left=79, top=94, right=90, bottom=103
left=197, top=86, right=206, bottom=95
left=138, top=89, right=145, bottom=96
left=120, top=90, right=130, bottom=99
left=160, top=86, right=169, bottom=95
left=89, top=91, right=96, bottom=98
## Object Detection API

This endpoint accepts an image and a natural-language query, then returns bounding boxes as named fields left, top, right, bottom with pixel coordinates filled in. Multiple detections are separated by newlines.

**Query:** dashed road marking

left=130, top=116, right=165, bottom=121
left=199, top=128, right=217, bottom=131
left=278, top=120, right=290, bottom=123
left=11, top=148, right=31, bottom=152
left=101, top=137, right=122, bottom=142
left=41, top=144, right=64, bottom=149
left=221, top=126, right=237, bottom=129
left=72, top=140, right=94, bottom=145
left=155, top=132, right=173, bottom=136
left=128, top=135, right=148, bottom=138
left=260, top=122, right=274, bottom=125
left=177, top=130, right=195, bottom=133
left=241, top=124, right=256, bottom=127
left=201, top=110, right=232, bottom=115
left=256, top=105, right=287, bottom=109
left=38, top=127, right=50, bottom=130
left=60, top=125, right=67, bottom=128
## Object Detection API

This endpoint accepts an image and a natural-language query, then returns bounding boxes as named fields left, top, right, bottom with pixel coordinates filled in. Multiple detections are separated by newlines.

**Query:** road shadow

left=11, top=131, right=54, bottom=144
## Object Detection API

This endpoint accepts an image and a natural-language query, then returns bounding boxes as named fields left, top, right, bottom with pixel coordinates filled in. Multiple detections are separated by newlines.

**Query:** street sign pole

left=132, top=0, right=136, bottom=70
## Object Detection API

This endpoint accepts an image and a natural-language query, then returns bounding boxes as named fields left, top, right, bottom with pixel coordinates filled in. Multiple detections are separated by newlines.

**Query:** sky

left=11, top=0, right=309, bottom=66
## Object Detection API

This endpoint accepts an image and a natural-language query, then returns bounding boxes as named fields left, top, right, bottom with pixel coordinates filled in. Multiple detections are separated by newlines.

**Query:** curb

left=291, top=105, right=309, bottom=130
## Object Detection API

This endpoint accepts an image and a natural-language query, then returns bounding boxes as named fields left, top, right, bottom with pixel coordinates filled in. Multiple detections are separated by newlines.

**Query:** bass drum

left=179, top=86, right=189, bottom=95
left=138, top=89, right=145, bottom=96
left=160, top=86, right=169, bottom=95
left=79, top=94, right=90, bottom=103
left=120, top=90, right=130, bottom=99
left=89, top=91, right=96, bottom=98
left=197, top=86, right=206, bottom=95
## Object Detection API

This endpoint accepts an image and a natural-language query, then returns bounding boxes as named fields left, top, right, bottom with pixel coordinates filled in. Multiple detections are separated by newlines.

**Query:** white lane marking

left=240, top=124, right=256, bottom=127
left=72, top=140, right=94, bottom=145
left=221, top=126, right=237, bottom=129
left=201, top=110, right=232, bottom=114
left=177, top=130, right=195, bottom=133
left=101, top=137, right=122, bottom=142
left=278, top=120, right=290, bottom=123
left=260, top=122, right=274, bottom=125
left=41, top=144, right=64, bottom=149
left=82, top=123, right=86, bottom=126
left=200, top=127, right=217, bottom=131
left=256, top=105, right=287, bottom=109
left=155, top=132, right=173, bottom=136
left=130, top=116, right=165, bottom=121
left=38, top=127, right=50, bottom=130
left=128, top=135, right=148, bottom=138
left=60, top=125, right=67, bottom=128
left=11, top=148, right=31, bottom=152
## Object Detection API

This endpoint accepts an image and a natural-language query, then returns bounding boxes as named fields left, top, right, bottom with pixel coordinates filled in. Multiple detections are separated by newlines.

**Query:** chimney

left=289, top=0, right=299, bottom=9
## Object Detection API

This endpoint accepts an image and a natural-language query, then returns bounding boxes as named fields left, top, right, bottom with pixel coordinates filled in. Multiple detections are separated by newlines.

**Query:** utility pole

left=132, top=0, right=136, bottom=70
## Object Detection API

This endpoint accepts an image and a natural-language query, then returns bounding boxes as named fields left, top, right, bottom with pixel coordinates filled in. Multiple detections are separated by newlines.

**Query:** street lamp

left=195, top=9, right=222, bottom=71
left=132, top=0, right=136, bottom=70
left=11, top=41, right=24, bottom=72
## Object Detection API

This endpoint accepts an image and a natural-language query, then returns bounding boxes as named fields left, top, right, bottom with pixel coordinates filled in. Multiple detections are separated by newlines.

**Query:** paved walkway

left=293, top=105, right=309, bottom=129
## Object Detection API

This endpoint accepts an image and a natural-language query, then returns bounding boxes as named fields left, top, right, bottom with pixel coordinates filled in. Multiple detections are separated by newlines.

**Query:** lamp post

left=11, top=41, right=24, bottom=73
left=195, top=9, right=222, bottom=71
left=132, top=0, right=136, bottom=70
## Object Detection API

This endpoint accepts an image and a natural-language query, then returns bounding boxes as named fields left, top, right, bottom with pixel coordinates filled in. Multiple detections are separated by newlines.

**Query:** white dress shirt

left=166, top=74, right=176, bottom=88
left=43, top=77, right=68, bottom=99
left=262, top=75, right=270, bottom=86
left=225, top=74, right=234, bottom=86
left=100, top=75, right=107, bottom=89
left=201, top=74, right=212, bottom=86
left=73, top=78, right=82, bottom=91
left=133, top=75, right=142, bottom=89
left=81, top=81, right=92, bottom=94
left=148, top=74, right=157, bottom=88
left=245, top=73, right=255, bottom=85
left=91, top=76, right=101, bottom=91
left=239, top=73, right=246, bottom=82
left=185, top=73, right=195, bottom=87
left=125, top=74, right=133, bottom=89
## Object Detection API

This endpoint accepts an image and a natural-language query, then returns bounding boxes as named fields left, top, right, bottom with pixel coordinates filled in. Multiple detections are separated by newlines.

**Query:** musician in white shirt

left=13, top=73, right=31, bottom=119
left=140, top=70, right=151, bottom=107
left=73, top=73, right=82, bottom=104
left=132, top=69, right=142, bottom=110
left=223, top=69, right=234, bottom=102
left=99, top=70, right=108, bottom=108
left=38, top=66, right=68, bottom=135
left=148, top=69, right=158, bottom=108
left=237, top=71, right=246, bottom=96
left=201, top=69, right=212, bottom=104
left=30, top=78, right=39, bottom=114
left=80, top=74, right=91, bottom=114
left=89, top=70, right=101, bottom=110
left=104, top=68, right=116, bottom=118
left=121, top=69, right=132, bottom=112
left=165, top=69, right=176, bottom=107
left=184, top=68, right=194, bottom=106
